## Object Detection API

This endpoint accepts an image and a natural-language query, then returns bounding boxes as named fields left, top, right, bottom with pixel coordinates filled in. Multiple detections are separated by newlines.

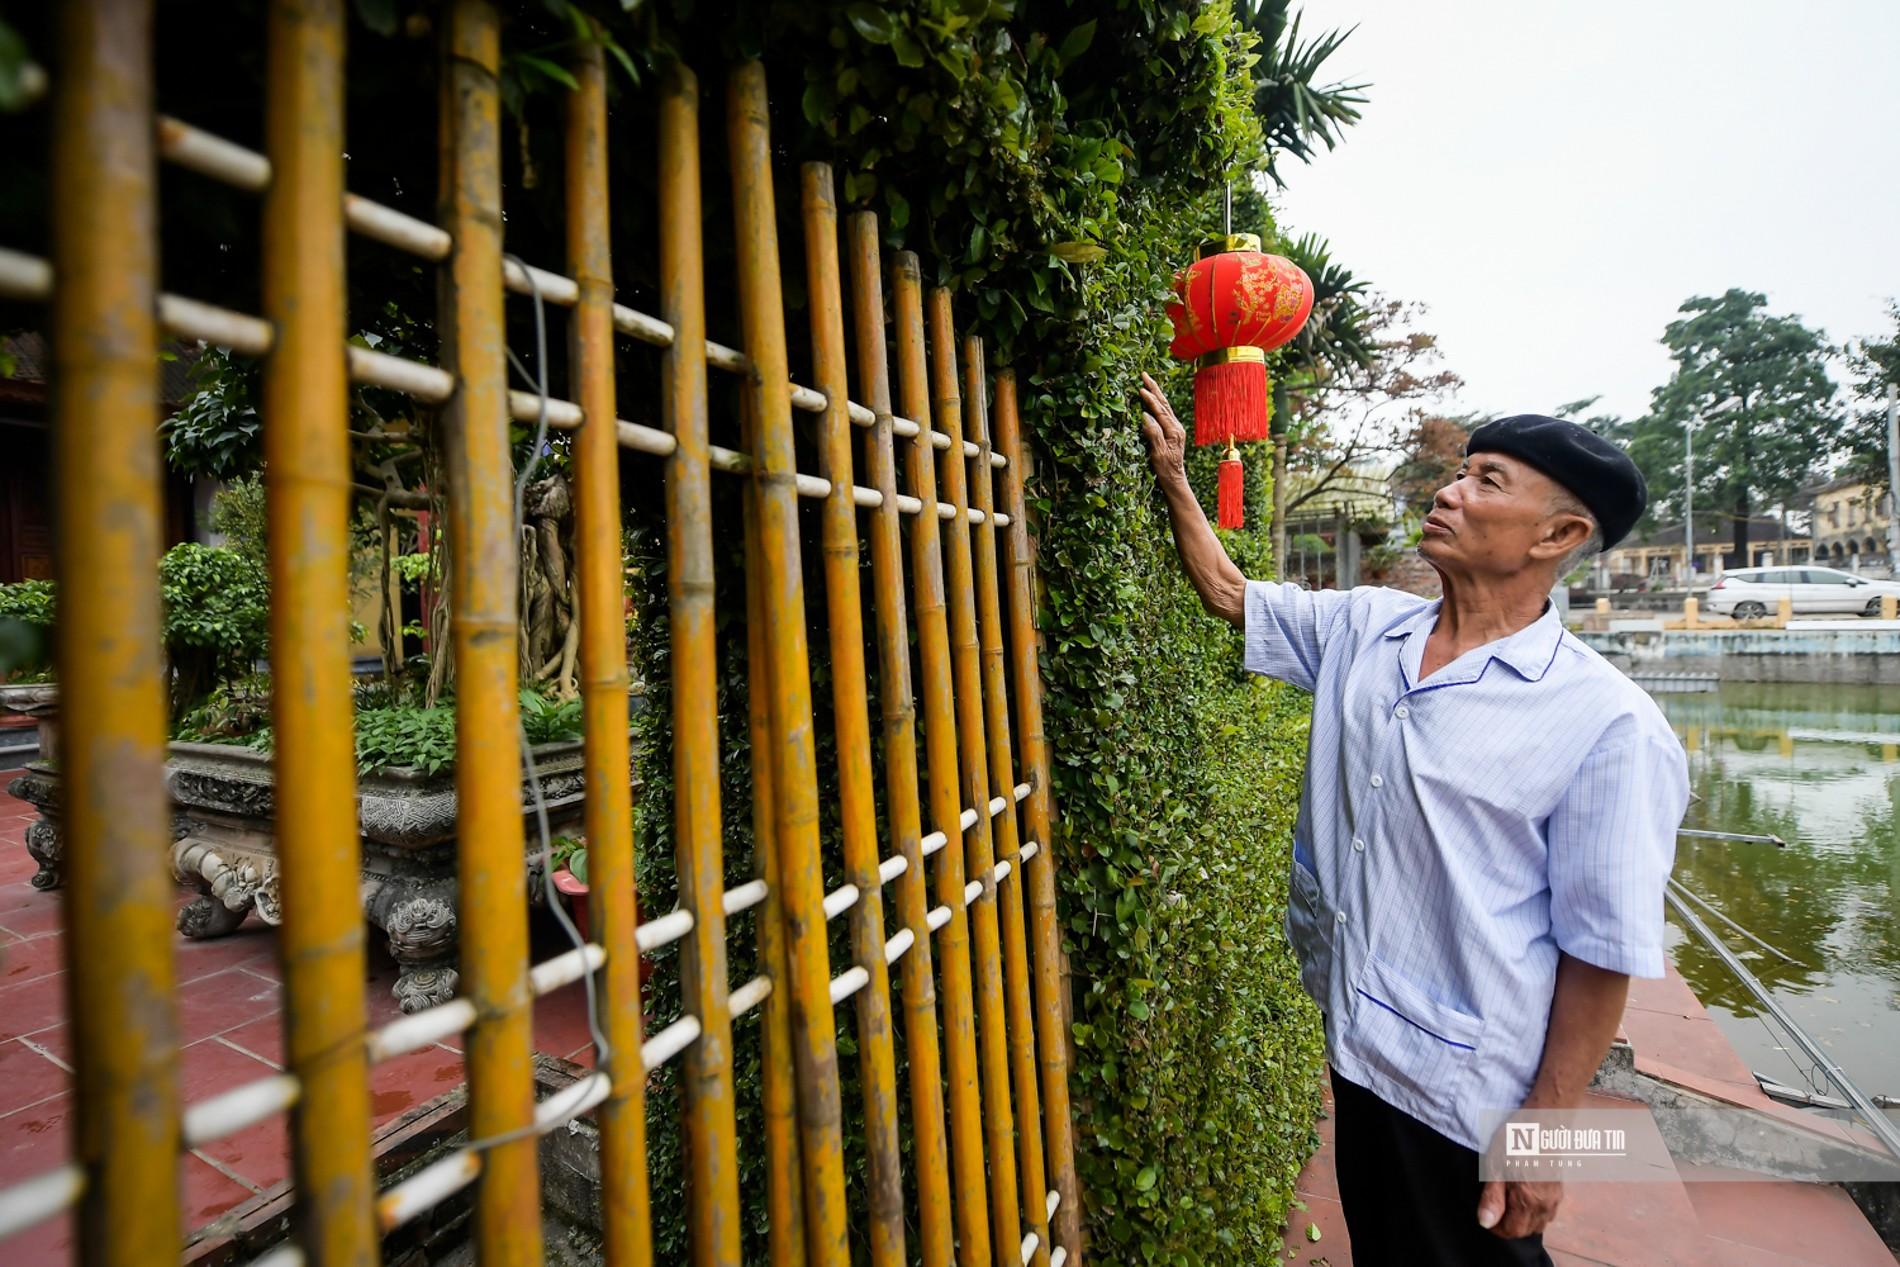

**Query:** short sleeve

left=1243, top=580, right=1355, bottom=692
left=1546, top=727, right=1689, bottom=978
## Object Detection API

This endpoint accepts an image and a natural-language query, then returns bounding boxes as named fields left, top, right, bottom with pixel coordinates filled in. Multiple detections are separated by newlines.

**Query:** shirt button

left=1353, top=837, right=1366, bottom=852
left=1394, top=705, right=1410, bottom=719
left=1369, top=774, right=1384, bottom=788
left=1335, top=910, right=1347, bottom=925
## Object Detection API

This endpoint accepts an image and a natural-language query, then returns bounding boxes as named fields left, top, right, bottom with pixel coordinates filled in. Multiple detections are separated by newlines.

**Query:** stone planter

left=0, top=682, right=63, bottom=891
left=166, top=738, right=601, bottom=1013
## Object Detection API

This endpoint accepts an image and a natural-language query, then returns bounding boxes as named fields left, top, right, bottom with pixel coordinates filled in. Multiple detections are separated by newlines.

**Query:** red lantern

left=1165, top=233, right=1315, bottom=528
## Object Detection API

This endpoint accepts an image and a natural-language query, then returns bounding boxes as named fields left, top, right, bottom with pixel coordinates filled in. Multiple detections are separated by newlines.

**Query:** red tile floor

left=1278, top=967, right=1898, bottom=1266
left=0, top=770, right=599, bottom=1264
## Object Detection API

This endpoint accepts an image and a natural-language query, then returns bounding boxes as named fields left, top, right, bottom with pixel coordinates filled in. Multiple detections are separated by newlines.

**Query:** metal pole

left=1885, top=383, right=1899, bottom=566
left=1665, top=879, right=1800, bottom=966
left=658, top=62, right=744, bottom=1267
left=259, top=3, right=377, bottom=1262
left=726, top=61, right=849, bottom=1265
left=1664, top=888, right=1900, bottom=1162
left=929, top=294, right=1025, bottom=1264
left=1679, top=826, right=1787, bottom=847
left=800, top=162, right=906, bottom=1267
left=845, top=213, right=956, bottom=1267
left=444, top=3, right=543, bottom=1258
left=891, top=253, right=991, bottom=1266
left=565, top=33, right=652, bottom=1267
left=1684, top=412, right=1695, bottom=586
left=51, top=3, right=182, bottom=1261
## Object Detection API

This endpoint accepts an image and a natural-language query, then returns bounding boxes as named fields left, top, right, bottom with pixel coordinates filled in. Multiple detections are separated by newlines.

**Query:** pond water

left=1652, top=681, right=1900, bottom=1109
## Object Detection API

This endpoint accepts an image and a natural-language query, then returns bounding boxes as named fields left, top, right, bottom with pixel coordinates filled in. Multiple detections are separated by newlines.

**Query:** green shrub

left=0, top=578, right=55, bottom=679
left=161, top=347, right=262, bottom=480
left=158, top=542, right=271, bottom=721
left=347, top=689, right=582, bottom=775
left=519, top=688, right=584, bottom=746
left=2, top=546, right=271, bottom=708
left=351, top=704, right=456, bottom=775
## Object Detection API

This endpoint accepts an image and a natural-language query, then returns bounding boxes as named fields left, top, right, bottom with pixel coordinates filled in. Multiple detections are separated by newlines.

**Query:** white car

left=1704, top=566, right=1900, bottom=619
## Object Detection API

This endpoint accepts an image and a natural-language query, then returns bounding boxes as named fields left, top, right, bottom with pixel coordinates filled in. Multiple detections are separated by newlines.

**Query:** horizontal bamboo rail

left=0, top=23, right=1080, bottom=1267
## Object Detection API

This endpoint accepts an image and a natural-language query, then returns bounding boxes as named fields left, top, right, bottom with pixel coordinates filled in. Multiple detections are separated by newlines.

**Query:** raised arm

left=1139, top=372, right=1245, bottom=626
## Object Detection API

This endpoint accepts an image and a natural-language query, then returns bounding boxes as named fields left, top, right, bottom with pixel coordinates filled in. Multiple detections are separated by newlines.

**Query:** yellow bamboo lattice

left=0, top=8, right=1081, bottom=1264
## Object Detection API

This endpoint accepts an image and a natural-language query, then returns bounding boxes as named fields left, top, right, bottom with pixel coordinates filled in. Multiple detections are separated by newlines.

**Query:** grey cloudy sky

left=1273, top=0, right=1900, bottom=426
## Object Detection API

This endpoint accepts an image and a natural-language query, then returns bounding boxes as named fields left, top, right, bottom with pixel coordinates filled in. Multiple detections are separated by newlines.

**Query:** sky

left=1272, top=0, right=1900, bottom=427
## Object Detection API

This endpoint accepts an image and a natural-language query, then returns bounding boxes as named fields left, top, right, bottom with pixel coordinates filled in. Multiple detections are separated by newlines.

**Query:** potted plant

left=547, top=835, right=590, bottom=942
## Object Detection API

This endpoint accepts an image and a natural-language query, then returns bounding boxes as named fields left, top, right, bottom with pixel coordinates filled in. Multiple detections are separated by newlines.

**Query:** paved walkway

left=1278, top=967, right=1897, bottom=1265
left=5, top=768, right=1894, bottom=1264
left=0, top=768, right=599, bottom=1263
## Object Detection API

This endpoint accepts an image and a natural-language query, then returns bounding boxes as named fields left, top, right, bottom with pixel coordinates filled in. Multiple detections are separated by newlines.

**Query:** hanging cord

left=462, top=254, right=610, bottom=1157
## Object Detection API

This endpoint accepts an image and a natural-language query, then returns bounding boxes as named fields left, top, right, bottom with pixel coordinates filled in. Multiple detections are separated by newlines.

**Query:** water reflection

left=1655, top=682, right=1900, bottom=1100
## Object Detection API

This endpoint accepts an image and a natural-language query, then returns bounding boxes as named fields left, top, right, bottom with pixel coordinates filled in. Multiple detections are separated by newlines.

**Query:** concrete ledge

left=1580, top=627, right=1900, bottom=684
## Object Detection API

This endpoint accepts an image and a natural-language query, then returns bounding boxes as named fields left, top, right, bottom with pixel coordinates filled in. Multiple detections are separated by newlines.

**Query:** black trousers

left=1330, top=1068, right=1553, bottom=1267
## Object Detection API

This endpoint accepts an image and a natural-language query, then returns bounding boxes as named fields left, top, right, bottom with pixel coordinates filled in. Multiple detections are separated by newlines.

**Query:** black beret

left=1465, top=414, right=1648, bottom=549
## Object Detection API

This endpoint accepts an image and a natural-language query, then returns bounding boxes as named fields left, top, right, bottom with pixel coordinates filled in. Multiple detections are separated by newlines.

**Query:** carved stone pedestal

left=8, top=763, right=63, bottom=891
left=167, top=738, right=592, bottom=1013
left=1, top=683, right=63, bottom=890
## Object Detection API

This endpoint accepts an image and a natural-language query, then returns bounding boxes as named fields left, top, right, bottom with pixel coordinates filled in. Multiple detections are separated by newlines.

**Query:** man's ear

left=1530, top=513, right=1592, bottom=561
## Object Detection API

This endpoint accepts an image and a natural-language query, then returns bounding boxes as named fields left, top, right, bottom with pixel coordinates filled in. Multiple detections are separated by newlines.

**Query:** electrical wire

left=462, top=254, right=609, bottom=1157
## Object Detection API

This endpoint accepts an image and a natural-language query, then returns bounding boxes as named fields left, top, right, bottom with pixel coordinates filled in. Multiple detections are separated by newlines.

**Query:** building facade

left=1805, top=477, right=1893, bottom=575
left=1600, top=515, right=1810, bottom=589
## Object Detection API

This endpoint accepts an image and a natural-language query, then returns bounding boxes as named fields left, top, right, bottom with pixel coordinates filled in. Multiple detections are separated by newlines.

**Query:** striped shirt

left=1245, top=581, right=1688, bottom=1149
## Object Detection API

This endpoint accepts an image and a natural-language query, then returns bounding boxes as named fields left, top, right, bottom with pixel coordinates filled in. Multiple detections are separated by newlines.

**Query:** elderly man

left=1139, top=375, right=1687, bottom=1267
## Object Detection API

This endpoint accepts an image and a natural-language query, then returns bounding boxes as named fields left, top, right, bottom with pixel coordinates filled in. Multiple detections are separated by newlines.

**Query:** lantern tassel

left=1194, top=358, right=1270, bottom=446
left=1217, top=445, right=1245, bottom=530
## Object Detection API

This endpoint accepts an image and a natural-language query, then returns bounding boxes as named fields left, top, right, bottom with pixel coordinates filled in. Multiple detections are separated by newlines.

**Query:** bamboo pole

left=927, top=294, right=1023, bottom=1264
left=801, top=165, right=906, bottom=1267
left=443, top=3, right=543, bottom=1259
left=259, top=3, right=377, bottom=1262
left=890, top=255, right=990, bottom=1265
left=727, top=61, right=849, bottom=1264
left=657, top=62, right=744, bottom=1267
left=745, top=438, right=807, bottom=1267
left=565, top=34, right=652, bottom=1267
left=993, top=372, right=1081, bottom=1258
left=50, top=3, right=181, bottom=1262
left=965, top=346, right=1050, bottom=1267
left=845, top=216, right=955, bottom=1267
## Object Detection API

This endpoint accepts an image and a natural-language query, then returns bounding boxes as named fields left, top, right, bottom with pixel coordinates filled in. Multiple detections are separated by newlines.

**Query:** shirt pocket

left=1350, top=951, right=1484, bottom=1115
left=1286, top=850, right=1332, bottom=1004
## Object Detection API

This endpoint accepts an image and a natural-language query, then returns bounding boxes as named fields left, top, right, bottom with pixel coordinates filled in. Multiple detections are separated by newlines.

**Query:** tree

left=1279, top=297, right=1462, bottom=517
left=1241, top=0, right=1368, bottom=186
left=1837, top=300, right=1899, bottom=496
left=1389, top=412, right=1474, bottom=514
left=1625, top=290, right=1837, bottom=565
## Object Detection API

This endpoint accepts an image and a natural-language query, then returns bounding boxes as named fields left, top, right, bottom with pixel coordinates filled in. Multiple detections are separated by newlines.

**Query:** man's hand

left=1477, top=1177, right=1562, bottom=1240
left=1138, top=372, right=1188, bottom=489
left=1136, top=369, right=1245, bottom=624
left=1472, top=954, right=1626, bottom=1241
